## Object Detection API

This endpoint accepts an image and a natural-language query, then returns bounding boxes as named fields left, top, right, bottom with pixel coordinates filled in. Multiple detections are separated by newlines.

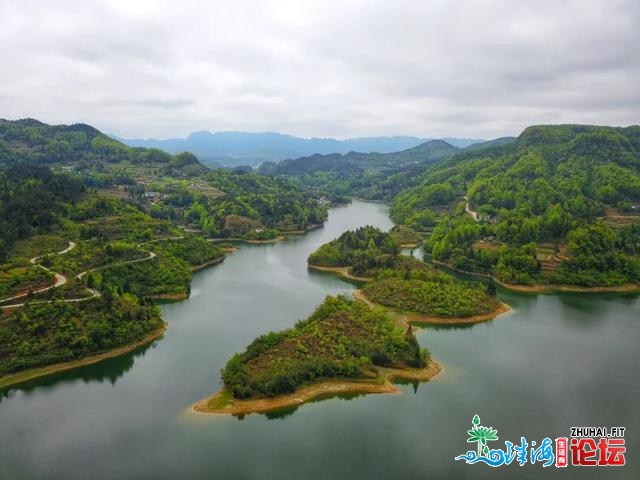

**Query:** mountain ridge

left=114, top=130, right=484, bottom=166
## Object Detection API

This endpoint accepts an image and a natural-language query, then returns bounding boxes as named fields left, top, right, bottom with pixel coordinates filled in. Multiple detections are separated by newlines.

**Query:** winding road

left=1, top=240, right=162, bottom=310
left=0, top=241, right=77, bottom=305
left=463, top=195, right=479, bottom=221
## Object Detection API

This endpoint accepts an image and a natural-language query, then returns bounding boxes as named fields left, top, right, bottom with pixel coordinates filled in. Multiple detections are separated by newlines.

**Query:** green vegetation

left=0, top=117, right=328, bottom=380
left=0, top=296, right=162, bottom=376
left=0, top=266, right=53, bottom=298
left=307, top=226, right=400, bottom=274
left=0, top=165, right=84, bottom=261
left=0, top=165, right=225, bottom=380
left=392, top=125, right=640, bottom=287
left=98, top=237, right=223, bottom=298
left=149, top=236, right=223, bottom=267
left=363, top=278, right=500, bottom=318
left=167, top=169, right=328, bottom=238
left=46, top=240, right=146, bottom=277
left=259, top=140, right=459, bottom=202
left=0, top=118, right=208, bottom=178
left=389, top=225, right=424, bottom=246
left=309, top=227, right=501, bottom=317
left=0, top=119, right=329, bottom=241
left=221, top=295, right=429, bottom=399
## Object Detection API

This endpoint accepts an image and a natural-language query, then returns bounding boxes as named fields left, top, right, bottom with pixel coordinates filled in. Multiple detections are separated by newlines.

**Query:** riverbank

left=352, top=290, right=511, bottom=326
left=208, top=224, right=323, bottom=245
left=192, top=361, right=442, bottom=416
left=0, top=324, right=167, bottom=390
left=209, top=236, right=286, bottom=244
left=307, top=263, right=371, bottom=282
left=191, top=255, right=226, bottom=272
left=427, top=257, right=640, bottom=294
left=281, top=224, right=324, bottom=235
left=151, top=292, right=189, bottom=301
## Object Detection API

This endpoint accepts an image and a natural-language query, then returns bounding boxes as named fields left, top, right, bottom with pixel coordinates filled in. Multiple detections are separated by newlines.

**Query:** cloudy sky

left=1, top=0, right=639, bottom=139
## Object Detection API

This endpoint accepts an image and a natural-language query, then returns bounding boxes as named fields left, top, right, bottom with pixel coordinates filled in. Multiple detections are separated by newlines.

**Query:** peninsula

left=308, top=226, right=508, bottom=323
left=194, top=295, right=440, bottom=416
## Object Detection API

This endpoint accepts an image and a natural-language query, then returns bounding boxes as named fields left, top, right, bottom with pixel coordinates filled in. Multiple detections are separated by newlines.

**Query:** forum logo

left=454, top=415, right=625, bottom=468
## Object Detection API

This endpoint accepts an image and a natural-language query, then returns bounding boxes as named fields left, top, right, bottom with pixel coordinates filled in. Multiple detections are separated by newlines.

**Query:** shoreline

left=352, top=290, right=511, bottom=326
left=150, top=292, right=188, bottom=301
left=281, top=223, right=324, bottom=235
left=209, top=236, right=286, bottom=244
left=352, top=197, right=388, bottom=205
left=0, top=324, right=167, bottom=390
left=192, top=361, right=442, bottom=416
left=307, top=263, right=371, bottom=282
left=428, top=258, right=640, bottom=294
left=191, top=255, right=226, bottom=272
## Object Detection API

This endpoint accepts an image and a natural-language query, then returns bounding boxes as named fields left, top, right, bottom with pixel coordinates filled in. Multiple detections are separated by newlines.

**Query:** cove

left=0, top=200, right=638, bottom=480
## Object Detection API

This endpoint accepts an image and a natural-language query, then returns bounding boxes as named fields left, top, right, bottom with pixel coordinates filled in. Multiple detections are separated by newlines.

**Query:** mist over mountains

left=114, top=131, right=484, bottom=167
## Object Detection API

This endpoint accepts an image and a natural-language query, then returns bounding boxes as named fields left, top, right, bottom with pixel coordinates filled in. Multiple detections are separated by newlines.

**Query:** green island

left=307, top=226, right=506, bottom=323
left=0, top=119, right=329, bottom=388
left=193, top=295, right=441, bottom=416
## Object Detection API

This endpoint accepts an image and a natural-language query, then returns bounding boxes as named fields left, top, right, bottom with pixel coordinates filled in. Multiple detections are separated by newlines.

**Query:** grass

left=0, top=266, right=54, bottom=298
left=10, top=234, right=70, bottom=263
left=207, top=389, right=233, bottom=409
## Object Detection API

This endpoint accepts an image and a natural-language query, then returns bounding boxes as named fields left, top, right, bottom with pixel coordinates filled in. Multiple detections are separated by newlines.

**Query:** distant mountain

left=114, top=131, right=483, bottom=167
left=257, top=139, right=460, bottom=201
left=260, top=139, right=458, bottom=176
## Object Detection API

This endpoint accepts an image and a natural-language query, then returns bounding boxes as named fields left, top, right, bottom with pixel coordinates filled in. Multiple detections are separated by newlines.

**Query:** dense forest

left=0, top=118, right=208, bottom=178
left=0, top=295, right=162, bottom=376
left=0, top=165, right=85, bottom=261
left=390, top=125, right=640, bottom=286
left=308, top=226, right=401, bottom=274
left=221, top=295, right=429, bottom=399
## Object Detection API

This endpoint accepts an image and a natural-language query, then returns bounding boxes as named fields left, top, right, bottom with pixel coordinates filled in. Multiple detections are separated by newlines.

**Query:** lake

left=1, top=200, right=638, bottom=479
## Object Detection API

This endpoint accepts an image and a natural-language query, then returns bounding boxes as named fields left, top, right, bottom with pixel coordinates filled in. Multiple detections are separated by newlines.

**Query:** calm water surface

left=1, top=200, right=638, bottom=479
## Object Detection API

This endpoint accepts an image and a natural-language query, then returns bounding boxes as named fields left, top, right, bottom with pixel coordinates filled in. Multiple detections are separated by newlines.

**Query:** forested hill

left=0, top=118, right=209, bottom=178
left=0, top=118, right=328, bottom=239
left=260, top=139, right=458, bottom=176
left=391, top=124, right=640, bottom=287
left=258, top=139, right=460, bottom=202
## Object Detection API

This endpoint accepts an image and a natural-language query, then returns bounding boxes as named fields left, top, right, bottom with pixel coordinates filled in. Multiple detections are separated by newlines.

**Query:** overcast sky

left=1, top=0, right=639, bottom=139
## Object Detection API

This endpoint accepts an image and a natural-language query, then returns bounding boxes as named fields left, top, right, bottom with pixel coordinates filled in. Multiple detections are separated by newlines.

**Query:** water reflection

left=231, top=391, right=371, bottom=421
left=0, top=339, right=158, bottom=402
left=416, top=321, right=488, bottom=331
left=306, top=266, right=365, bottom=287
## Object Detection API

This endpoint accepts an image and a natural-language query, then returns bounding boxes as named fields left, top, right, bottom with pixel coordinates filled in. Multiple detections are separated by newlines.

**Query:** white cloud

left=1, top=0, right=638, bottom=139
